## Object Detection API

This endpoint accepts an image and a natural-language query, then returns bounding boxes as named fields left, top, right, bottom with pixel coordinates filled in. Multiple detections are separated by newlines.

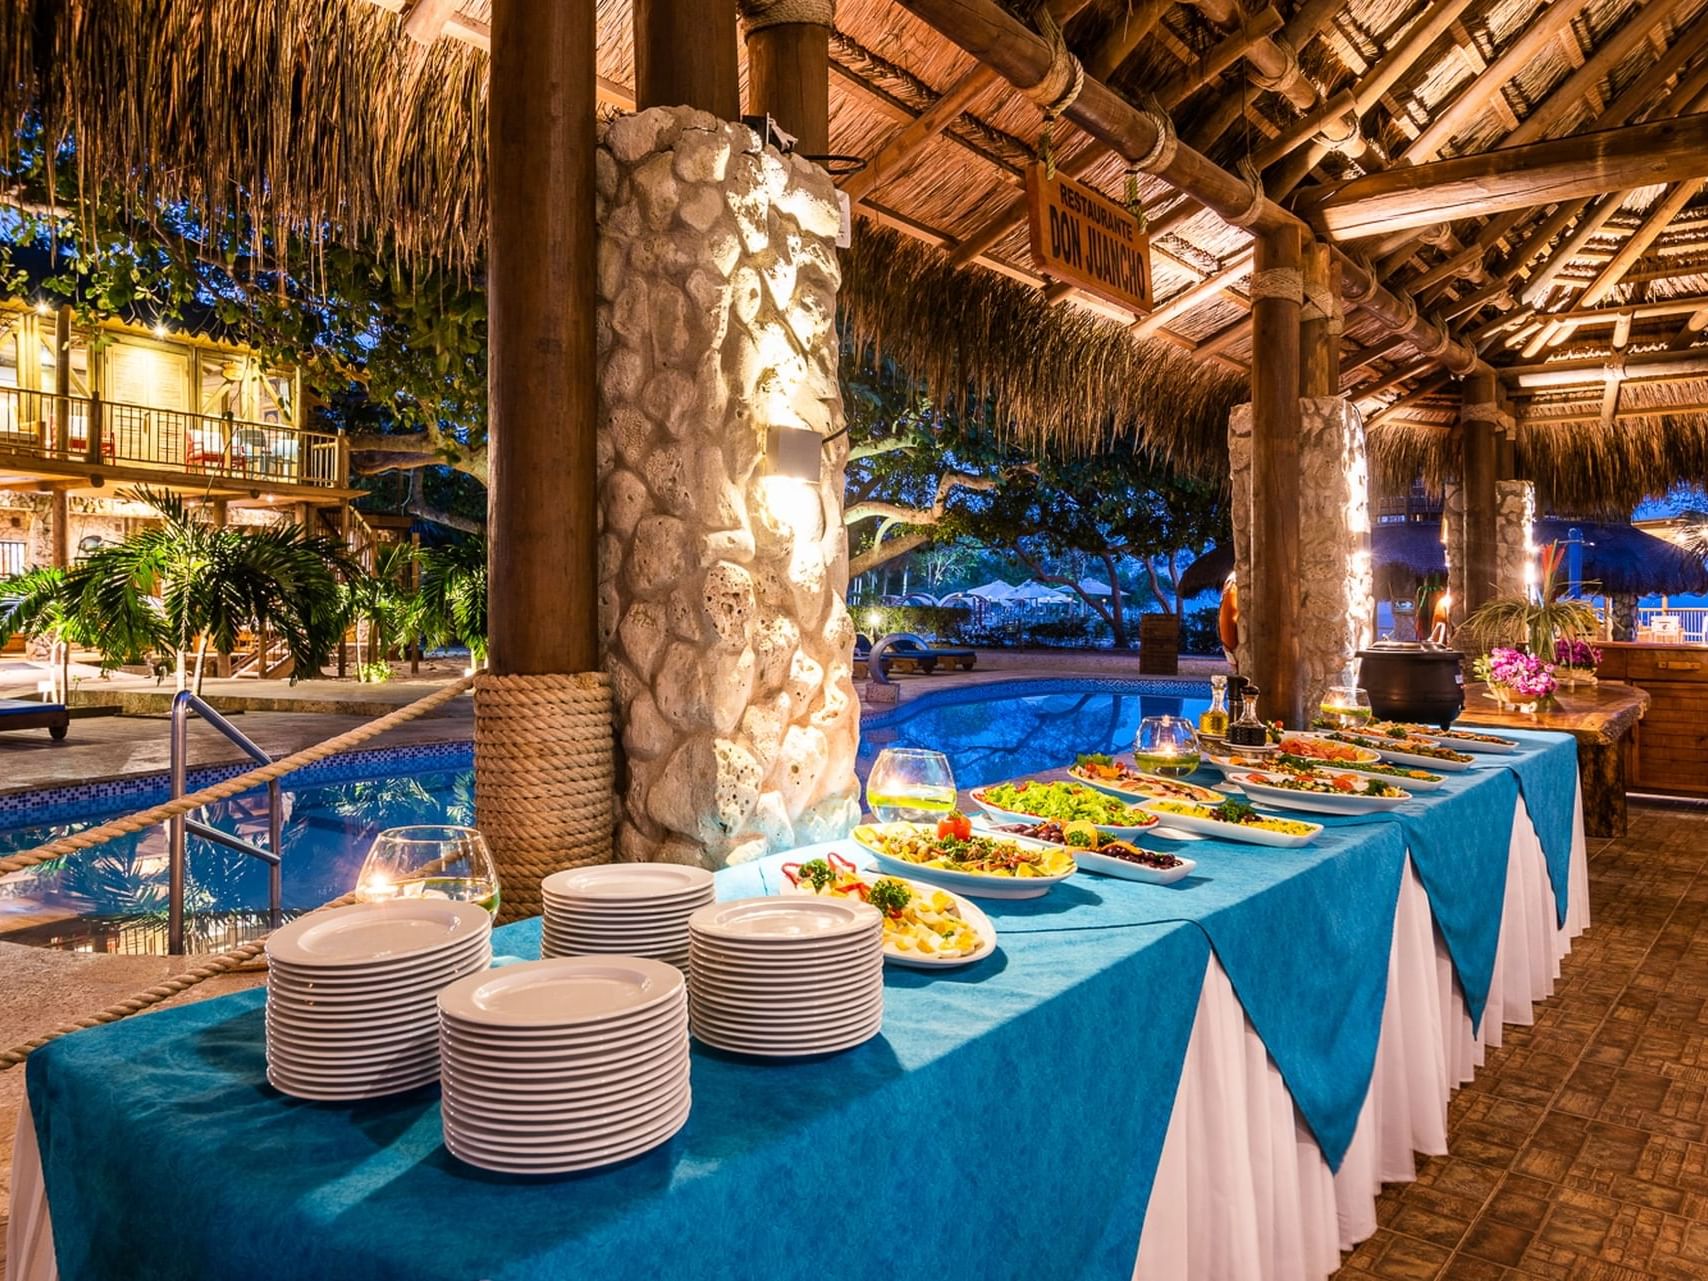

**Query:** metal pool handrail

left=168, top=692, right=283, bottom=955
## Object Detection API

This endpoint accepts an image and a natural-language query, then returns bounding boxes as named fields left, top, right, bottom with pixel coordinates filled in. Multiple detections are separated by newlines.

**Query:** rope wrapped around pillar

left=475, top=671, right=616, bottom=922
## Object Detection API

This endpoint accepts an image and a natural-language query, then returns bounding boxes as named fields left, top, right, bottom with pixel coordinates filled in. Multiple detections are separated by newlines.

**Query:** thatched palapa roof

left=5, top=0, right=1708, bottom=502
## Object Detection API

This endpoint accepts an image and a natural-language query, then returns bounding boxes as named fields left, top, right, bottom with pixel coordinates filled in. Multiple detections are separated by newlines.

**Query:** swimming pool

left=0, top=744, right=476, bottom=953
left=0, top=678, right=1211, bottom=952
left=856, top=677, right=1211, bottom=791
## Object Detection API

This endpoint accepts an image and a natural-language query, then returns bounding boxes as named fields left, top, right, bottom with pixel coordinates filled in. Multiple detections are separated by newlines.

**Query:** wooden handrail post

left=1250, top=225, right=1305, bottom=729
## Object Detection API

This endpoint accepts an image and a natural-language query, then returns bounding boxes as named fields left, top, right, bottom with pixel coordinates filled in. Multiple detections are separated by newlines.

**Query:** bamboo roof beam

left=838, top=0, right=1092, bottom=206
left=1521, top=398, right=1708, bottom=423
left=1297, top=114, right=1708, bottom=242
left=1181, top=0, right=1316, bottom=110
left=1503, top=349, right=1708, bottom=390
left=1157, top=7, right=1284, bottom=107
left=1577, top=179, right=1708, bottom=308
left=1667, top=305, right=1708, bottom=351
left=1132, top=252, right=1253, bottom=338
left=1403, top=0, right=1593, bottom=163
left=893, top=0, right=1487, bottom=377
left=401, top=0, right=458, bottom=44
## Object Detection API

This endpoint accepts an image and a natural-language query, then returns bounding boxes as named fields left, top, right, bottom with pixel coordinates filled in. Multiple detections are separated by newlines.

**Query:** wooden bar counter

left=1459, top=679, right=1650, bottom=838
left=1593, top=641, right=1708, bottom=799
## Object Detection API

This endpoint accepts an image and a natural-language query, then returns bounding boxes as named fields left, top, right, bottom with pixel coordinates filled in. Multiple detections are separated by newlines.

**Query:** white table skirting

left=8, top=791, right=1587, bottom=1281
left=1134, top=789, right=1587, bottom=1281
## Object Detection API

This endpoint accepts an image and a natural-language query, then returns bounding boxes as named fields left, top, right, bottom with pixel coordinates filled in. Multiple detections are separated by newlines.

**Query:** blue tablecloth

left=29, top=905, right=1210, bottom=1281
left=24, top=730, right=1580, bottom=1281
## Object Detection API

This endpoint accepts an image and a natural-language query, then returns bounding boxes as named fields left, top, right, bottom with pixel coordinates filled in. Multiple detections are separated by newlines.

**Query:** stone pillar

left=1441, top=482, right=1467, bottom=632
left=1493, top=480, right=1534, bottom=607
left=1298, top=397, right=1373, bottom=714
left=1610, top=593, right=1637, bottom=642
left=596, top=108, right=861, bottom=869
left=1230, top=397, right=1372, bottom=713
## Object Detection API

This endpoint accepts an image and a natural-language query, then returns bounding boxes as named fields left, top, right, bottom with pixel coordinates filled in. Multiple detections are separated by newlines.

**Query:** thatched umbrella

left=1179, top=520, right=1708, bottom=601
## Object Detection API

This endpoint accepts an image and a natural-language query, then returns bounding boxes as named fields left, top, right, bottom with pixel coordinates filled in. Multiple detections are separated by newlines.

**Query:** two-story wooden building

left=0, top=298, right=363, bottom=573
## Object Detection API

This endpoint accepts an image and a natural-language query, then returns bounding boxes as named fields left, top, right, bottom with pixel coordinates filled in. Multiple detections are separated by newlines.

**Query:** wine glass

left=1134, top=715, right=1201, bottom=777
left=866, top=748, right=958, bottom=823
left=356, top=825, right=501, bottom=917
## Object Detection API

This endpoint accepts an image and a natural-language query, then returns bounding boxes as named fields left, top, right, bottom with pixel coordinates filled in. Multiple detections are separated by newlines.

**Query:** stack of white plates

left=687, top=897, right=884, bottom=1057
left=540, top=864, right=714, bottom=967
left=437, top=955, right=691, bottom=1173
left=264, top=899, right=493, bottom=1101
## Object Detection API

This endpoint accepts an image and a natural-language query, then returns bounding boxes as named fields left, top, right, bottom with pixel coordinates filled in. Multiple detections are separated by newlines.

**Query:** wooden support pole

left=633, top=0, right=739, bottom=119
left=1250, top=226, right=1304, bottom=729
left=1461, top=371, right=1500, bottom=617
left=1496, top=429, right=1516, bottom=483
left=49, top=304, right=70, bottom=569
left=487, top=0, right=599, bottom=676
left=1298, top=113, right=1708, bottom=241
left=742, top=2, right=832, bottom=156
left=1300, top=240, right=1334, bottom=398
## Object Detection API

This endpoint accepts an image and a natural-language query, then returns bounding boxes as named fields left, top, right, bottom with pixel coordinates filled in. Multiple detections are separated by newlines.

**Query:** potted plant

left=1459, top=540, right=1598, bottom=659
left=1473, top=646, right=1558, bottom=714
left=1552, top=636, right=1602, bottom=688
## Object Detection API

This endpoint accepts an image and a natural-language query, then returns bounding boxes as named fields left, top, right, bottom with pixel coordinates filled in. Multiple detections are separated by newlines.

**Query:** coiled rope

left=0, top=675, right=477, bottom=1069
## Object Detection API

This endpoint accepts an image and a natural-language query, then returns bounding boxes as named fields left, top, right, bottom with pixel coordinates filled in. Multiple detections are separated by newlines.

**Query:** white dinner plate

left=1137, top=801, right=1323, bottom=847
left=267, top=952, right=491, bottom=1001
left=265, top=1045, right=440, bottom=1080
left=966, top=789, right=1158, bottom=840
left=688, top=897, right=881, bottom=944
left=544, top=864, right=714, bottom=900
left=692, top=1017, right=882, bottom=1057
left=443, top=1086, right=691, bottom=1152
left=689, top=1005, right=883, bottom=1041
left=688, top=985, right=881, bottom=1022
left=1070, top=846, right=1197, bottom=885
left=268, top=1063, right=440, bottom=1101
left=861, top=848, right=1072, bottom=901
left=264, top=1008, right=436, bottom=1045
left=265, top=969, right=488, bottom=1017
left=1231, top=772, right=1412, bottom=815
left=443, top=1077, right=690, bottom=1140
left=1066, top=764, right=1227, bottom=806
left=439, top=1007, right=686, bottom=1056
left=1342, top=737, right=1475, bottom=772
left=685, top=928, right=881, bottom=957
left=769, top=875, right=998, bottom=968
left=267, top=900, right=492, bottom=970
left=266, top=929, right=491, bottom=977
left=438, top=1042, right=688, bottom=1093
left=439, top=993, right=684, bottom=1045
left=686, top=957, right=881, bottom=992
left=438, top=955, right=683, bottom=1029
left=542, top=901, right=708, bottom=925
left=541, top=926, right=691, bottom=949
left=443, top=1097, right=691, bottom=1173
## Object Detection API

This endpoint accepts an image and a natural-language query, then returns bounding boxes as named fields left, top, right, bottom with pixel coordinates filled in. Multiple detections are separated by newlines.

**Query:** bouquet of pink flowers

left=1553, top=637, right=1601, bottom=671
left=1477, top=646, right=1557, bottom=702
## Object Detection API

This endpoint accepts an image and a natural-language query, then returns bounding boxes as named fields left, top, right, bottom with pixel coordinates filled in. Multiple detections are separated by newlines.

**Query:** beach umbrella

left=966, top=579, right=1018, bottom=600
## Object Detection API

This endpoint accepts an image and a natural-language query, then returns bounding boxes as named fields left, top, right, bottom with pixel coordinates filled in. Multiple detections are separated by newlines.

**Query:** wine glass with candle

left=866, top=748, right=958, bottom=823
left=1133, top=715, right=1201, bottom=777
left=356, top=826, right=501, bottom=917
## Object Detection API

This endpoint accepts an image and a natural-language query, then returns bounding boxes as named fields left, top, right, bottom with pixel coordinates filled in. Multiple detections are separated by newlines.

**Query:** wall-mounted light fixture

left=764, top=424, right=823, bottom=481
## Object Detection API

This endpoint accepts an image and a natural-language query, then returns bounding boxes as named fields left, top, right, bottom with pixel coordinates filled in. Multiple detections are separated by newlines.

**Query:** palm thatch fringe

left=0, top=0, right=490, bottom=267
left=841, top=223, right=1245, bottom=471
left=1370, top=413, right=1708, bottom=516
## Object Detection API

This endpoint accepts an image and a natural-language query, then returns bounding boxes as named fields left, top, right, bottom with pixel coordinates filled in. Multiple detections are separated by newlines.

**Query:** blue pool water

left=0, top=679, right=1209, bottom=951
left=856, top=678, right=1211, bottom=790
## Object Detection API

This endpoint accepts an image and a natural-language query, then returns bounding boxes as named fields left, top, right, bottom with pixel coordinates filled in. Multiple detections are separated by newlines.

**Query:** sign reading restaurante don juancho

left=1025, top=164, right=1154, bottom=315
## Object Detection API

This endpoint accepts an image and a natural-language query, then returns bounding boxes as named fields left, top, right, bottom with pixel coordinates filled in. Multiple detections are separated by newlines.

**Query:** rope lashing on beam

left=1314, top=107, right=1362, bottom=153
left=1226, top=156, right=1268, bottom=229
left=737, top=0, right=835, bottom=30
left=1129, top=95, right=1178, bottom=173
left=1301, top=282, right=1336, bottom=321
left=1246, top=35, right=1300, bottom=92
left=473, top=670, right=616, bottom=924
left=1412, top=320, right=1453, bottom=358
left=1025, top=3, right=1085, bottom=177
left=1250, top=267, right=1304, bottom=303
left=1462, top=402, right=1506, bottom=423
left=1340, top=254, right=1378, bottom=302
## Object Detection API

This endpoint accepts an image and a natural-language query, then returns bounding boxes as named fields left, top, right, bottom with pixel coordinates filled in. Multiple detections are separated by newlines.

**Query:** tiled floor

left=1334, top=798, right=1708, bottom=1281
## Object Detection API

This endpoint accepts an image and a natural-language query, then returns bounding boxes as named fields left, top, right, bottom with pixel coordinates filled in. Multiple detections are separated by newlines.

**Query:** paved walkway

left=3, top=799, right=1706, bottom=1276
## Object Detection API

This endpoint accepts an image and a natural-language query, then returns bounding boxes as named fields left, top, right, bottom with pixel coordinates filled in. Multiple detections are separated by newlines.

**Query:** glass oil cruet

left=1198, top=674, right=1231, bottom=741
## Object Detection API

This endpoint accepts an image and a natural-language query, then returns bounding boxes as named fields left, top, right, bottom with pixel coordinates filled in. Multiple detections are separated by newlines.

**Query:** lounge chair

left=853, top=633, right=930, bottom=680
left=886, top=634, right=977, bottom=672
left=0, top=698, right=69, bottom=740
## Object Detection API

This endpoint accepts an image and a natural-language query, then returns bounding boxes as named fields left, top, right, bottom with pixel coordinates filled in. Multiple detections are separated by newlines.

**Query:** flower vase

left=1557, top=666, right=1597, bottom=689
left=1490, top=683, right=1538, bottom=715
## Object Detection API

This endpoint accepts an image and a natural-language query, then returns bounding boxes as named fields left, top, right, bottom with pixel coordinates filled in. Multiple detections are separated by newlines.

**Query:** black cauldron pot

left=1356, top=643, right=1465, bottom=729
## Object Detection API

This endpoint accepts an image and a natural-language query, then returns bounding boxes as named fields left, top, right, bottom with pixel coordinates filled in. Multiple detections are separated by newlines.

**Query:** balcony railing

left=1637, top=606, right=1708, bottom=644
left=0, top=386, right=345, bottom=489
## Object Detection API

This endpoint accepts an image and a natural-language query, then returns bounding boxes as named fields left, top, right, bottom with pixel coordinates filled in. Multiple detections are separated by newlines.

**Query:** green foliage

left=853, top=604, right=972, bottom=643
left=416, top=539, right=489, bottom=661
left=0, top=488, right=354, bottom=685
left=1180, top=605, right=1224, bottom=656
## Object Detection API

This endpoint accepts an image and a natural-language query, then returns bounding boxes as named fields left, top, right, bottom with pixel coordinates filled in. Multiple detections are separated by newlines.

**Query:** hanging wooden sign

left=1025, top=164, right=1154, bottom=315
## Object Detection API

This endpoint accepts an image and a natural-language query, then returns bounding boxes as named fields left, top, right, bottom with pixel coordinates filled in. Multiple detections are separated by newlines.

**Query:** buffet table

left=1459, top=680, right=1648, bottom=837
left=8, top=732, right=1587, bottom=1281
